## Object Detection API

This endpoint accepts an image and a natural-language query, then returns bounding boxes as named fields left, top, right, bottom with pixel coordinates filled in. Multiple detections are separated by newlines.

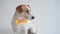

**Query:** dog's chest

left=16, top=22, right=32, bottom=30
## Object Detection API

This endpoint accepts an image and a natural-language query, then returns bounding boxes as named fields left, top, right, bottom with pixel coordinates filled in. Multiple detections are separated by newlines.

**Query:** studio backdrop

left=0, top=0, right=60, bottom=34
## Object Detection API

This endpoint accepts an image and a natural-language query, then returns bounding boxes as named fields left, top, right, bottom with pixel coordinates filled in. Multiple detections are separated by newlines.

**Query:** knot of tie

left=15, top=18, right=28, bottom=26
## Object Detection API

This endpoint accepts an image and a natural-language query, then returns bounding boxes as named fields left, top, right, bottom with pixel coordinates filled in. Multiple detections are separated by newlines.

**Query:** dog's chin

left=26, top=17, right=32, bottom=20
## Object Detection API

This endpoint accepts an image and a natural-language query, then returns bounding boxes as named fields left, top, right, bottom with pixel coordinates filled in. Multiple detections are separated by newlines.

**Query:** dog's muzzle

left=25, top=14, right=35, bottom=20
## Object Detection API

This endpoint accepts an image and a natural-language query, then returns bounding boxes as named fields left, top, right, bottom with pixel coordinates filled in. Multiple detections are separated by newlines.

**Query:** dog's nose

left=31, top=16, right=35, bottom=19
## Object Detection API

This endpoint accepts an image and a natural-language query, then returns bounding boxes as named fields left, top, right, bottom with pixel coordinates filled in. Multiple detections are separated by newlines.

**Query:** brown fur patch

left=16, top=5, right=30, bottom=14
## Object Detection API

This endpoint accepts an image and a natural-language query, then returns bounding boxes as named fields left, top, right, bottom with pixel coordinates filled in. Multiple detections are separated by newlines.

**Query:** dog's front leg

left=28, top=28, right=36, bottom=34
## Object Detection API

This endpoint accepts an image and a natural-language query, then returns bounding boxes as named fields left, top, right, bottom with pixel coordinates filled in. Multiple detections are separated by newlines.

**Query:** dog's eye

left=25, top=11, right=28, bottom=12
left=25, top=10, right=29, bottom=14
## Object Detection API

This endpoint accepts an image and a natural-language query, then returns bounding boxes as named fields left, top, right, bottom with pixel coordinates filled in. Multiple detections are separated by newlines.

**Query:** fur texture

left=11, top=4, right=36, bottom=34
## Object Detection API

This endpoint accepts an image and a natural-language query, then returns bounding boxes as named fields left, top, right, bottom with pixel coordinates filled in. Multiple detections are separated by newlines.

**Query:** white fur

left=11, top=6, right=36, bottom=34
left=11, top=13, right=36, bottom=34
left=26, top=6, right=31, bottom=11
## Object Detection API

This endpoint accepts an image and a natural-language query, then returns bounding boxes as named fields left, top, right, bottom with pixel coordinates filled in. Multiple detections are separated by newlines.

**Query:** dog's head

left=16, top=4, right=35, bottom=20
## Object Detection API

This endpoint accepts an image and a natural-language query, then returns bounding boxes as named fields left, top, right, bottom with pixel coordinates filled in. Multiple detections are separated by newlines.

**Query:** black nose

left=31, top=16, right=35, bottom=19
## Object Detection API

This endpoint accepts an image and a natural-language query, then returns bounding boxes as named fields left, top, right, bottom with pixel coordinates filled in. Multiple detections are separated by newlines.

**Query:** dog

left=11, top=4, right=36, bottom=34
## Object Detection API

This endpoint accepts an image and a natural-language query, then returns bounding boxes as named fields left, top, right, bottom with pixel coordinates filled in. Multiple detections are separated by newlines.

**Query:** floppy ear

left=16, top=5, right=22, bottom=13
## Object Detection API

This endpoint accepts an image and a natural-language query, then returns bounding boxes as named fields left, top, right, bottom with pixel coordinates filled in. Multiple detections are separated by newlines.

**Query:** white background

left=0, top=0, right=60, bottom=34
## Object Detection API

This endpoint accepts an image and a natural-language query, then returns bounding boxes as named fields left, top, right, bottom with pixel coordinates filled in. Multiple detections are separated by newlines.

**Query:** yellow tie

left=15, top=18, right=28, bottom=26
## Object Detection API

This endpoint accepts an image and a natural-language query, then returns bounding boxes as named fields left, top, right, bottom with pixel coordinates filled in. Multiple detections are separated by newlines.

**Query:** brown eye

left=25, top=11, right=28, bottom=13
left=25, top=10, right=29, bottom=14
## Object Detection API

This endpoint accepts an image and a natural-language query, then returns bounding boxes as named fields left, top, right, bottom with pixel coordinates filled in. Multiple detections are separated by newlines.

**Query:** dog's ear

left=16, top=5, right=23, bottom=13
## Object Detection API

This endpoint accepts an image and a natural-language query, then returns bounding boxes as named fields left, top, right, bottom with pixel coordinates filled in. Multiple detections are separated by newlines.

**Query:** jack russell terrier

left=11, top=4, right=36, bottom=34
